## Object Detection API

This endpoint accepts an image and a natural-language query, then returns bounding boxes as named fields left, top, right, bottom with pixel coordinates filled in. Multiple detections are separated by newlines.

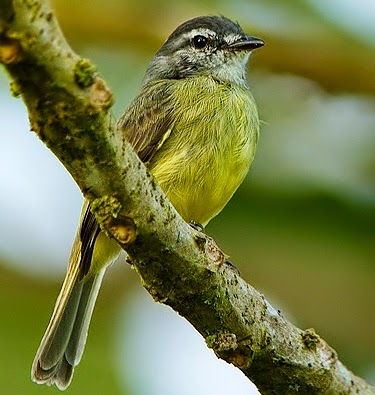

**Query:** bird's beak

left=228, top=36, right=264, bottom=51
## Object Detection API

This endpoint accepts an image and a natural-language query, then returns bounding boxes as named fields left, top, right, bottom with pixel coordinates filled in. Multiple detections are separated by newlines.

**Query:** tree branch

left=1, top=1, right=373, bottom=394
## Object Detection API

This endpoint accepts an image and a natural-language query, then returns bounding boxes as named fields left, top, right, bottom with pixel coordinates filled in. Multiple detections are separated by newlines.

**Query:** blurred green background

left=0, top=0, right=374, bottom=394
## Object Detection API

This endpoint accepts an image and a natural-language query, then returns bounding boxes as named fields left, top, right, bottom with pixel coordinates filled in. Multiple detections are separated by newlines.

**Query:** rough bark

left=1, top=1, right=374, bottom=394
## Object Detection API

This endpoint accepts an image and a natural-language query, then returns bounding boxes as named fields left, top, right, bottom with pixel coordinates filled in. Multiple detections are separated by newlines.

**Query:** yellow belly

left=149, top=76, right=259, bottom=225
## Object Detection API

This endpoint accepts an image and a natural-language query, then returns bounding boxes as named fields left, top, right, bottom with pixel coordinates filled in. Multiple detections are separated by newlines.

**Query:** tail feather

left=54, top=358, right=74, bottom=390
left=31, top=266, right=106, bottom=390
left=32, top=200, right=120, bottom=390
left=65, top=269, right=105, bottom=366
left=39, top=280, right=83, bottom=371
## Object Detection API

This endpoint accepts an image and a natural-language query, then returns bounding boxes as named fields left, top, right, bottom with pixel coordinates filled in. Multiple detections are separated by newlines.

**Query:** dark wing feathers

left=79, top=206, right=100, bottom=279
left=118, top=81, right=174, bottom=163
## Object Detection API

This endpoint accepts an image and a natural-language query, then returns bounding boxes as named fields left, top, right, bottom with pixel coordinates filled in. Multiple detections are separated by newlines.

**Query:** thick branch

left=1, top=1, right=374, bottom=394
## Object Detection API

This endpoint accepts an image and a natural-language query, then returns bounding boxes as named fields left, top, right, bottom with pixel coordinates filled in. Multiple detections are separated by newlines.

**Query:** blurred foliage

left=1, top=0, right=374, bottom=394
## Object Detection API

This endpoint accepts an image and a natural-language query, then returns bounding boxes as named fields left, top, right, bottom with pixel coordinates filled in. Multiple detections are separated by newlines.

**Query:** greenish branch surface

left=1, top=1, right=374, bottom=394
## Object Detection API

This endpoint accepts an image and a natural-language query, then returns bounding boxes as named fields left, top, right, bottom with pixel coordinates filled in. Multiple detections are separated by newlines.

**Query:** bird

left=31, top=15, right=264, bottom=390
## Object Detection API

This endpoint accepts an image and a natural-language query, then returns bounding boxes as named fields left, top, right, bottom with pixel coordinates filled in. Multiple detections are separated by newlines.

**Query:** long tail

left=31, top=261, right=106, bottom=390
left=31, top=200, right=114, bottom=390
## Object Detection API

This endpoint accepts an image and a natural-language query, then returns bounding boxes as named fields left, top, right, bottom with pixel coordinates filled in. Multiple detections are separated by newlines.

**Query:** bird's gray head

left=143, top=15, right=264, bottom=87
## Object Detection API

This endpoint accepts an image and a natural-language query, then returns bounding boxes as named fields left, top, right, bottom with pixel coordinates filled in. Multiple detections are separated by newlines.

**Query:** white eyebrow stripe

left=182, top=28, right=217, bottom=40
left=223, top=33, right=243, bottom=45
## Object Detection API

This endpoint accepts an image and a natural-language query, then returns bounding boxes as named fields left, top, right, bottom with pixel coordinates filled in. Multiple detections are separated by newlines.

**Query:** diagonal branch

left=1, top=1, right=374, bottom=394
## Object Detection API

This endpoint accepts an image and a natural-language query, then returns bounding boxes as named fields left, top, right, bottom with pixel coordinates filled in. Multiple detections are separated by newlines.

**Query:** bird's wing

left=77, top=201, right=101, bottom=278
left=117, top=81, right=175, bottom=163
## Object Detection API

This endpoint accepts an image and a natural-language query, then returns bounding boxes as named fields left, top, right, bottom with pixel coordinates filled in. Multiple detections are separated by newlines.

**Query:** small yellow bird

left=31, top=15, right=263, bottom=390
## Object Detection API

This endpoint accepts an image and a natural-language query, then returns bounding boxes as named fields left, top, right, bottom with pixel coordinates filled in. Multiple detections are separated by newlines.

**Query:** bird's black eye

left=192, top=35, right=208, bottom=49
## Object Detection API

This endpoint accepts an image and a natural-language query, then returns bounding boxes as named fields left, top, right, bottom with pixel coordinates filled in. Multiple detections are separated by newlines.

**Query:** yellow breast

left=149, top=76, right=259, bottom=226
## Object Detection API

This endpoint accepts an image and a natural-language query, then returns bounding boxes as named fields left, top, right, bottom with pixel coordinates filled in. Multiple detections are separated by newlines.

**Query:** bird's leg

left=189, top=221, right=205, bottom=232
